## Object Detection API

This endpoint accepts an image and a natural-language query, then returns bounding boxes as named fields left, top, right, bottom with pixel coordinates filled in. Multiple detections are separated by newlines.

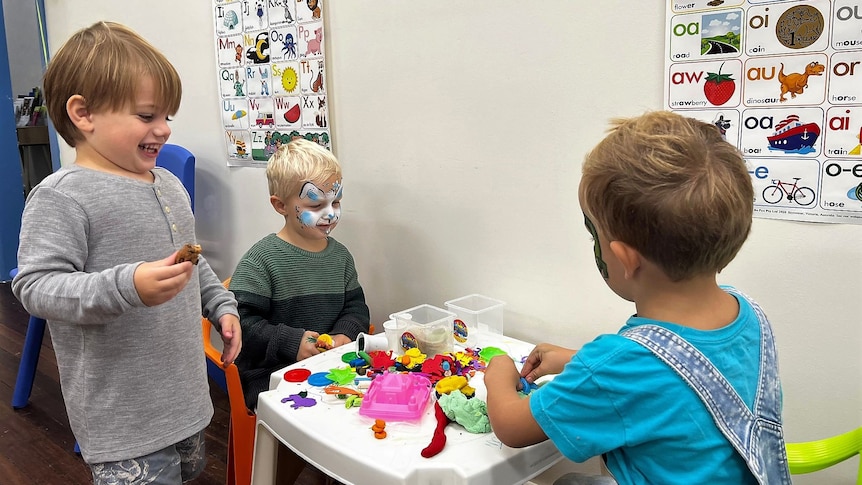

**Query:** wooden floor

left=0, top=281, right=330, bottom=485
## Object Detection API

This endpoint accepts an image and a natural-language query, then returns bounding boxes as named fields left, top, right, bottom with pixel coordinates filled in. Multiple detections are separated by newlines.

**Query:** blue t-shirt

left=530, top=290, right=761, bottom=485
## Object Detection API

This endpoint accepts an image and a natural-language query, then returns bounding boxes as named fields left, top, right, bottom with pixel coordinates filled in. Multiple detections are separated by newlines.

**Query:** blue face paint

left=296, top=179, right=342, bottom=234
left=584, top=214, right=608, bottom=279
left=300, top=211, right=316, bottom=226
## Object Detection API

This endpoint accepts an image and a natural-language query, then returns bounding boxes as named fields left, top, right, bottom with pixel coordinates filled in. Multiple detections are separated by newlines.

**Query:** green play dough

left=438, top=390, right=491, bottom=434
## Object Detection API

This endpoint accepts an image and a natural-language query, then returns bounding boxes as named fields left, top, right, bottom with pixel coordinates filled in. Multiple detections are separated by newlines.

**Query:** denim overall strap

left=622, top=290, right=791, bottom=485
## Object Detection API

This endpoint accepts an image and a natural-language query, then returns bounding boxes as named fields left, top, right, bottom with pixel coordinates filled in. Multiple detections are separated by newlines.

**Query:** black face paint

left=584, top=214, right=609, bottom=279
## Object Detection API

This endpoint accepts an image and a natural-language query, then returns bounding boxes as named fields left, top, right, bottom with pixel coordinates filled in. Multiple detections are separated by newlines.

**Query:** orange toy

left=371, top=419, right=387, bottom=439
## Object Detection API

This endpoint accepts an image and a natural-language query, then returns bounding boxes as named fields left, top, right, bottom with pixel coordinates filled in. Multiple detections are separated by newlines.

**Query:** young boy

left=484, top=111, right=791, bottom=485
left=231, top=138, right=370, bottom=410
left=11, top=22, right=242, bottom=484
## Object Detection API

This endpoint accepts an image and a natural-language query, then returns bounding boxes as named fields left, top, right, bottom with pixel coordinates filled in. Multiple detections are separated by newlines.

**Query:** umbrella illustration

left=232, top=110, right=247, bottom=120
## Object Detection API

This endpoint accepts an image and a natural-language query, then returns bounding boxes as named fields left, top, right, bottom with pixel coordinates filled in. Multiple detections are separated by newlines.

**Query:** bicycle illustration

left=761, top=177, right=816, bottom=206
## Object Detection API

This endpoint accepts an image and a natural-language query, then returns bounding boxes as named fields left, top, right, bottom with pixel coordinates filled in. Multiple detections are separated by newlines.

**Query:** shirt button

left=157, top=189, right=162, bottom=196
left=165, top=206, right=171, bottom=213
left=172, top=224, right=178, bottom=232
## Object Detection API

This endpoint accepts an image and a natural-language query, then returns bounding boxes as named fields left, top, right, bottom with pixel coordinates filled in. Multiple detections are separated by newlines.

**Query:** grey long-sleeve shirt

left=12, top=165, right=237, bottom=464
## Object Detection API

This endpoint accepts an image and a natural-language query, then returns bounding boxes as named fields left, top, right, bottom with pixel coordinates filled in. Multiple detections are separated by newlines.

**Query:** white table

left=250, top=333, right=562, bottom=485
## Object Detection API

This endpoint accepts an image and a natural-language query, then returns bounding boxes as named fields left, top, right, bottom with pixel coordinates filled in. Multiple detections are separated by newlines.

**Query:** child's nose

left=154, top=120, right=172, bottom=138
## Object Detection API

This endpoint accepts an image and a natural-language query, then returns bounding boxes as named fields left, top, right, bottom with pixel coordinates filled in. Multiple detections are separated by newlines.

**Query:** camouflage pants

left=90, top=429, right=206, bottom=485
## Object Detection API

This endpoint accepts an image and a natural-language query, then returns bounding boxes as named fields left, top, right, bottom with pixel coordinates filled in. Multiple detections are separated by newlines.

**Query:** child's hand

left=298, top=330, right=321, bottom=361
left=484, top=355, right=520, bottom=390
left=520, top=343, right=577, bottom=384
left=218, top=314, right=242, bottom=366
left=485, top=354, right=549, bottom=448
left=331, top=334, right=352, bottom=347
left=134, top=252, right=194, bottom=306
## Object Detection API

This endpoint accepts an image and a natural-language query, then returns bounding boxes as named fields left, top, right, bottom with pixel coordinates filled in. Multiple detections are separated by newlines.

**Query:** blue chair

left=9, top=267, right=46, bottom=410
left=155, top=144, right=228, bottom=392
left=156, top=143, right=196, bottom=212
left=10, top=144, right=214, bottom=454
left=156, top=144, right=229, bottom=393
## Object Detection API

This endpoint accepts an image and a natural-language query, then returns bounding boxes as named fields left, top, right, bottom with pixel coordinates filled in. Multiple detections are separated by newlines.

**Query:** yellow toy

left=398, top=347, right=427, bottom=369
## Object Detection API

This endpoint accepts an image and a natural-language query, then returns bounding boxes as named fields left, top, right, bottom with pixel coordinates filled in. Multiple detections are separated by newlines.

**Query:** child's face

left=82, top=77, right=172, bottom=176
left=288, top=174, right=342, bottom=239
left=583, top=213, right=608, bottom=279
left=579, top=184, right=634, bottom=302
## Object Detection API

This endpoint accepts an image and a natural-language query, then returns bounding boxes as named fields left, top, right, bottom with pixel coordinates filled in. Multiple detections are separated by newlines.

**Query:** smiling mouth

left=139, top=144, right=159, bottom=154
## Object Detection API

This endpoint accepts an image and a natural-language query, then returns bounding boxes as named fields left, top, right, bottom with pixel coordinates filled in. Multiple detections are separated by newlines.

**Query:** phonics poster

left=212, top=0, right=331, bottom=167
left=665, top=1, right=862, bottom=224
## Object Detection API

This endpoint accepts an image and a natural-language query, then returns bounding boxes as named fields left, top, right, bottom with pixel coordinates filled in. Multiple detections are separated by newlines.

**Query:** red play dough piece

left=283, top=368, right=312, bottom=382
left=421, top=401, right=452, bottom=458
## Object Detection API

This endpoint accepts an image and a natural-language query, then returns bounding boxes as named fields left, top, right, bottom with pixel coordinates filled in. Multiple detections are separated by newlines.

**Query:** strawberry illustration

left=703, top=62, right=736, bottom=106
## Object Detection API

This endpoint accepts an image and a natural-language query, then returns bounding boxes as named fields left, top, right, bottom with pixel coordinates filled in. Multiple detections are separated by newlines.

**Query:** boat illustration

left=767, top=115, right=819, bottom=153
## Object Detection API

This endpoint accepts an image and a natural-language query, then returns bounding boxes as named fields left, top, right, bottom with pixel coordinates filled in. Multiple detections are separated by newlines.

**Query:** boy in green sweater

left=231, top=138, right=370, bottom=410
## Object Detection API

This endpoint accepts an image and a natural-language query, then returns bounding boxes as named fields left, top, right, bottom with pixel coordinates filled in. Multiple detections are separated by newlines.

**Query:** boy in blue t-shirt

left=484, top=111, right=791, bottom=484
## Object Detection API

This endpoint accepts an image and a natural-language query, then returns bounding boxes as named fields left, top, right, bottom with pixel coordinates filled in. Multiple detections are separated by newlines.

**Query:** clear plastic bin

left=444, top=294, right=506, bottom=347
left=389, top=304, right=455, bottom=355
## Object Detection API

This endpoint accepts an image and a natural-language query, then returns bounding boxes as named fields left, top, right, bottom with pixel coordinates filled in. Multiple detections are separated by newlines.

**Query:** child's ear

left=66, top=95, right=93, bottom=132
left=270, top=195, right=289, bottom=215
left=609, top=240, right=641, bottom=280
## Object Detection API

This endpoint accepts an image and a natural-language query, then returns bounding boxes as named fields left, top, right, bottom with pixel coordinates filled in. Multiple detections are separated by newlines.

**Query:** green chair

left=787, top=426, right=862, bottom=484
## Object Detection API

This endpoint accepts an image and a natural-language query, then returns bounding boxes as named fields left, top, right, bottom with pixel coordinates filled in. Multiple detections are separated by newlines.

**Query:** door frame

left=0, top=0, right=55, bottom=280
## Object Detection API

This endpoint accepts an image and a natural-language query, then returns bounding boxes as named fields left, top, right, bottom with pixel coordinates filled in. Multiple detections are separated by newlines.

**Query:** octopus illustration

left=282, top=33, right=297, bottom=59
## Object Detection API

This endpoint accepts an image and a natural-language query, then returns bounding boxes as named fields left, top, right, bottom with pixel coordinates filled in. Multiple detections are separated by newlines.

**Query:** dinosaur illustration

left=778, top=61, right=825, bottom=102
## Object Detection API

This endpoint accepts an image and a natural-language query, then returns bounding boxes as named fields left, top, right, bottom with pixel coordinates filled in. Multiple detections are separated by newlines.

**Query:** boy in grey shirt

left=12, top=21, right=242, bottom=484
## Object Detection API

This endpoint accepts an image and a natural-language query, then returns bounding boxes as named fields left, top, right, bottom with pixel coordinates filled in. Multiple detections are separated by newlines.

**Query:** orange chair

left=204, top=277, right=373, bottom=485
left=203, top=277, right=256, bottom=485
left=203, top=317, right=255, bottom=485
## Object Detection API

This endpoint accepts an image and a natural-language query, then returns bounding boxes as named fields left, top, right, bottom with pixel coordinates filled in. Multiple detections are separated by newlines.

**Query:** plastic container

left=389, top=304, right=455, bottom=355
left=358, top=371, right=431, bottom=421
left=381, top=319, right=404, bottom=355
left=355, top=332, right=388, bottom=353
left=444, top=294, right=506, bottom=347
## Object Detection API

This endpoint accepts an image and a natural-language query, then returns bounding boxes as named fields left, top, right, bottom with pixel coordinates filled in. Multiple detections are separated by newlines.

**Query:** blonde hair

left=266, top=139, right=342, bottom=200
left=581, top=111, right=753, bottom=282
left=43, top=21, right=182, bottom=147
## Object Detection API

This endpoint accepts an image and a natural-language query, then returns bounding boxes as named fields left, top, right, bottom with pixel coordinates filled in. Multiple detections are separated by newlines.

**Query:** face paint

left=584, top=213, right=608, bottom=279
left=296, top=180, right=342, bottom=235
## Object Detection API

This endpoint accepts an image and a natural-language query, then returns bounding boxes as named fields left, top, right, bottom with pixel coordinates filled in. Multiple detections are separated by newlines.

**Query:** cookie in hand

left=175, top=244, right=202, bottom=265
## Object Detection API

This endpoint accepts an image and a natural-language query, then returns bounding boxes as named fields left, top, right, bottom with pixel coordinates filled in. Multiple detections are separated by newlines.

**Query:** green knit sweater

left=231, top=234, right=370, bottom=408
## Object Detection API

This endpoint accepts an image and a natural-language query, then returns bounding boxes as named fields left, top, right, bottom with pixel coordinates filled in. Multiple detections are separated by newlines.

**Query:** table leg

left=250, top=421, right=278, bottom=485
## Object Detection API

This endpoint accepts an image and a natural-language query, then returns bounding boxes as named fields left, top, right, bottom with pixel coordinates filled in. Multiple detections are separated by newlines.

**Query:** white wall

left=45, top=1, right=861, bottom=483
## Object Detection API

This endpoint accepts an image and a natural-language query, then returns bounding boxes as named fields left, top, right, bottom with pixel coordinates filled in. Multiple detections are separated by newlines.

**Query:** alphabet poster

left=212, top=0, right=331, bottom=167
left=665, top=0, right=862, bottom=224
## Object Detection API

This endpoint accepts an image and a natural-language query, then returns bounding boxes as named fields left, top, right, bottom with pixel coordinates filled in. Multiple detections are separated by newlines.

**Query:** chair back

left=156, top=144, right=195, bottom=212
left=203, top=278, right=256, bottom=485
left=787, top=426, right=862, bottom=483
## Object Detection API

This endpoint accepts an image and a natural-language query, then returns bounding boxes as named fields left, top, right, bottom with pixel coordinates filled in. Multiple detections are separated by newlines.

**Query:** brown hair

left=266, top=139, right=342, bottom=200
left=581, top=111, right=753, bottom=281
left=43, top=21, right=182, bottom=147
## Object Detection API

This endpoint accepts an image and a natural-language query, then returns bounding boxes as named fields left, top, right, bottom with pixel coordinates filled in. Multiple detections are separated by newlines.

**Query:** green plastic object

left=786, top=426, right=862, bottom=483
left=478, top=346, right=508, bottom=363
